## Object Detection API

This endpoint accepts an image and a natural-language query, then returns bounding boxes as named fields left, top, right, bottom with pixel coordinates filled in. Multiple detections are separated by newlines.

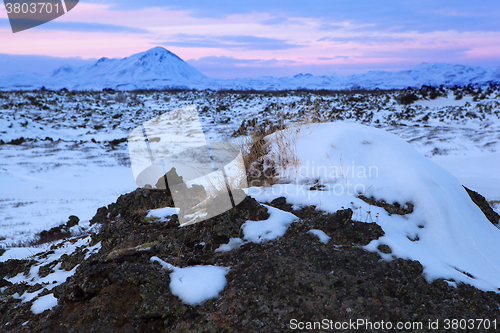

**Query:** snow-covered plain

left=1, top=86, right=500, bottom=306
left=1, top=87, right=498, bottom=247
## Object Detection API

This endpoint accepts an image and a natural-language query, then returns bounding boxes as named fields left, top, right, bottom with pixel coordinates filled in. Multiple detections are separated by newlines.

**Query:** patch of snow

left=215, top=238, right=244, bottom=252
left=9, top=261, right=79, bottom=298
left=308, top=229, right=331, bottom=244
left=1, top=246, right=50, bottom=262
left=0, top=144, right=137, bottom=247
left=241, top=205, right=298, bottom=243
left=150, top=256, right=228, bottom=306
left=444, top=280, right=458, bottom=288
left=3, top=236, right=96, bottom=311
left=21, top=290, right=44, bottom=303
left=169, top=265, right=229, bottom=306
left=31, top=294, right=58, bottom=314
left=150, top=256, right=174, bottom=270
left=84, top=241, right=102, bottom=260
left=69, top=225, right=84, bottom=235
left=89, top=223, right=102, bottom=235
left=146, top=207, right=180, bottom=220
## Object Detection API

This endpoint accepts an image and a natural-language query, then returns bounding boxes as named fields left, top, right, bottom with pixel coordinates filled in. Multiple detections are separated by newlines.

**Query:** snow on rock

left=213, top=203, right=298, bottom=250
left=308, top=229, right=331, bottom=244
left=0, top=246, right=51, bottom=263
left=150, top=256, right=174, bottom=270
left=215, top=238, right=245, bottom=252
left=151, top=256, right=228, bottom=306
left=146, top=207, right=180, bottom=221
left=169, top=265, right=229, bottom=306
left=2, top=236, right=100, bottom=310
left=149, top=205, right=297, bottom=305
left=430, top=152, right=500, bottom=202
left=241, top=204, right=298, bottom=243
left=249, top=122, right=500, bottom=292
left=150, top=203, right=298, bottom=306
left=31, top=294, right=58, bottom=314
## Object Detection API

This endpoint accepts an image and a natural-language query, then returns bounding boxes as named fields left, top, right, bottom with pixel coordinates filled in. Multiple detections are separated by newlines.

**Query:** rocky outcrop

left=464, top=186, right=500, bottom=226
left=35, top=216, right=80, bottom=245
left=2, top=192, right=500, bottom=332
left=89, top=188, right=174, bottom=225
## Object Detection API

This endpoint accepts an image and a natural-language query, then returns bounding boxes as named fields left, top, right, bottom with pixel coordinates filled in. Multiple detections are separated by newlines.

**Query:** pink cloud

left=1, top=4, right=499, bottom=76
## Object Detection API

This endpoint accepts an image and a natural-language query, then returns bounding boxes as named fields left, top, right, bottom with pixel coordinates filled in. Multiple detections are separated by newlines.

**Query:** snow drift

left=248, top=122, right=500, bottom=291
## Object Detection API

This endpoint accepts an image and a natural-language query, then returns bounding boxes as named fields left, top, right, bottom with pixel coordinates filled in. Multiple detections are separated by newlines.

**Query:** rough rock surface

left=2, top=191, right=500, bottom=333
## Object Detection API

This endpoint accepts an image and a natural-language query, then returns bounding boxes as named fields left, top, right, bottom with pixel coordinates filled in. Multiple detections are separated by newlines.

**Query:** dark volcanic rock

left=90, top=188, right=174, bottom=225
left=358, top=195, right=414, bottom=215
left=35, top=215, right=81, bottom=245
left=464, top=186, right=500, bottom=225
left=8, top=137, right=26, bottom=145
left=2, top=189, right=500, bottom=333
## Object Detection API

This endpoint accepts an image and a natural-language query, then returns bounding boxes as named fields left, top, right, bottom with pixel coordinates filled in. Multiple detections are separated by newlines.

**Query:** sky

left=0, top=0, right=499, bottom=78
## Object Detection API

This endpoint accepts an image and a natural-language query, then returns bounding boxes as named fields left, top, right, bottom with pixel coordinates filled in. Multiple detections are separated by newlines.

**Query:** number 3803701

left=5, top=2, right=61, bottom=14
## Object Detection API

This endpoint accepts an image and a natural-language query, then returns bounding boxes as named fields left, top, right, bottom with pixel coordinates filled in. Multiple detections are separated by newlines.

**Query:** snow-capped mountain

left=0, top=47, right=499, bottom=90
left=48, top=47, right=207, bottom=90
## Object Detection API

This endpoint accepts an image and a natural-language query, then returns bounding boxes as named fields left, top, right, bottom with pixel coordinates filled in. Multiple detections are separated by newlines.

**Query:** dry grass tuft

left=227, top=102, right=325, bottom=187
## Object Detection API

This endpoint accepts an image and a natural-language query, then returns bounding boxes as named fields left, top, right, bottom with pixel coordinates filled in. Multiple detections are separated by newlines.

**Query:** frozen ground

left=0, top=87, right=499, bottom=248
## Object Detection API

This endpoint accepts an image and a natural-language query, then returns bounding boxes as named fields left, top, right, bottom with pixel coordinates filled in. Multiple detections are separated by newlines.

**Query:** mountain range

left=1, top=46, right=499, bottom=91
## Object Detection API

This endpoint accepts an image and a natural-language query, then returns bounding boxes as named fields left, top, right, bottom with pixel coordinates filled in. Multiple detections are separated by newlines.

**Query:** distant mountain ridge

left=0, top=47, right=499, bottom=91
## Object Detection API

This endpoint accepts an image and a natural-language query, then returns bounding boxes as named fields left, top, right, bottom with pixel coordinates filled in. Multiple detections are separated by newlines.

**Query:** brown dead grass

left=227, top=102, right=325, bottom=187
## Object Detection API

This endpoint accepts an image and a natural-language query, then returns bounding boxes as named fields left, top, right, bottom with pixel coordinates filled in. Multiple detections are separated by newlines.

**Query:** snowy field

left=1, top=86, right=500, bottom=315
left=0, top=86, right=499, bottom=249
